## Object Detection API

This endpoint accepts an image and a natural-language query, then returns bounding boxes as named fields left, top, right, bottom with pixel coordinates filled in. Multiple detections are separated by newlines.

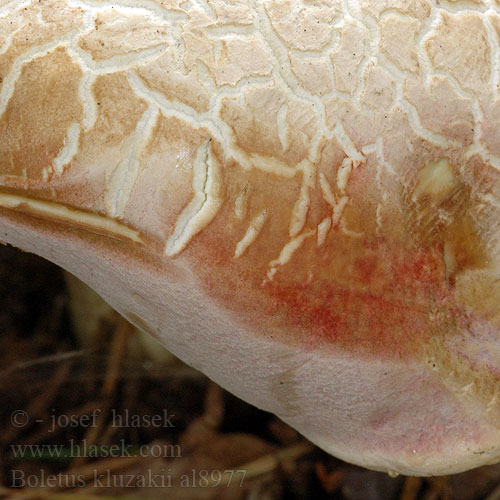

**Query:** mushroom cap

left=1, top=0, right=500, bottom=476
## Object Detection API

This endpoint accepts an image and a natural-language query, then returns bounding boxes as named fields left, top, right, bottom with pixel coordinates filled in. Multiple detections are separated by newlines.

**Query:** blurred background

left=0, top=243, right=499, bottom=500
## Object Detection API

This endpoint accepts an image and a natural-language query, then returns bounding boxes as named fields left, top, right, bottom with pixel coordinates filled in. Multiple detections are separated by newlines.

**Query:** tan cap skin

left=1, top=0, right=500, bottom=476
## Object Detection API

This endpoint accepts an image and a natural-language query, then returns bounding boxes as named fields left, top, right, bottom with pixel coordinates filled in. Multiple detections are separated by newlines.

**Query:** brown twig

left=202, top=381, right=224, bottom=431
left=205, top=441, right=314, bottom=487
left=485, top=482, right=500, bottom=500
left=100, top=318, right=133, bottom=398
left=424, top=477, right=451, bottom=500
left=70, top=318, right=132, bottom=469
left=315, top=462, right=345, bottom=493
left=16, top=402, right=103, bottom=447
left=400, top=476, right=423, bottom=500
left=1, top=361, right=72, bottom=447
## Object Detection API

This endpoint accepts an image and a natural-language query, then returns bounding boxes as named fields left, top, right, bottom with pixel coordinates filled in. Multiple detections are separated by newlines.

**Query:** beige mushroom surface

left=1, top=0, right=500, bottom=476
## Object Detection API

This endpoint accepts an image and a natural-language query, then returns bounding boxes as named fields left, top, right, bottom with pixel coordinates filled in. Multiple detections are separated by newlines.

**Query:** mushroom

left=1, top=0, right=500, bottom=476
